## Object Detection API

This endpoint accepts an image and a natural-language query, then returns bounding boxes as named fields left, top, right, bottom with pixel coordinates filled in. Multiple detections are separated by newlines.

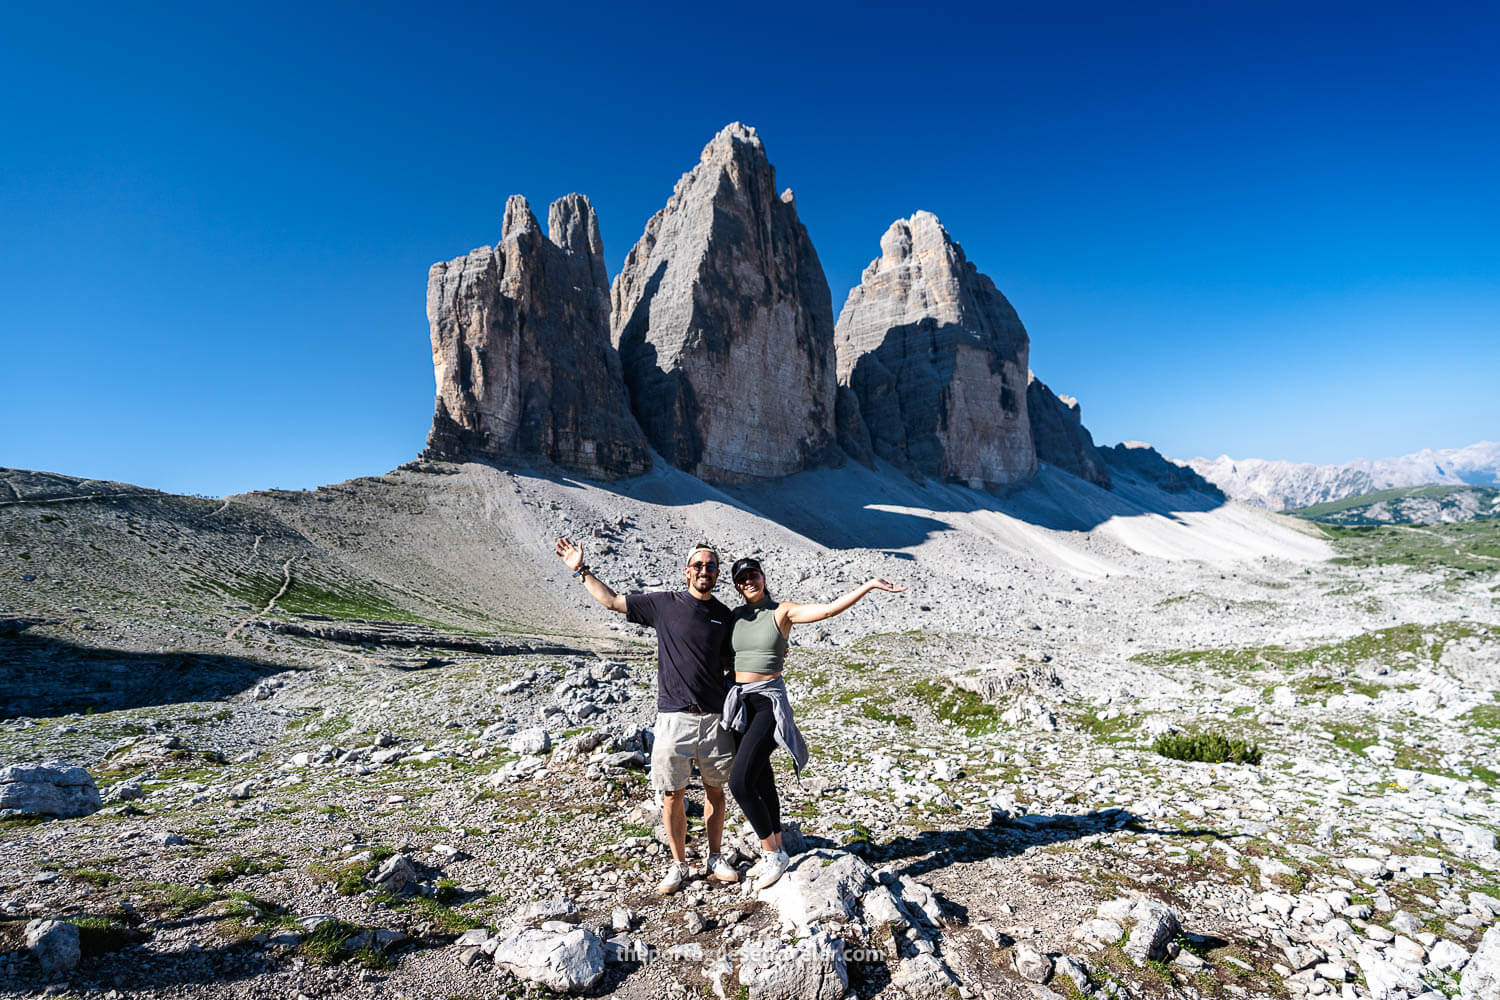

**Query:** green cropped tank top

left=731, top=600, right=788, bottom=675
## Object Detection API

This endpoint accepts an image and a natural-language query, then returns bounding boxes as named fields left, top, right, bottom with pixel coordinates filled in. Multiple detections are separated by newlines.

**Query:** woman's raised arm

left=782, top=578, right=906, bottom=626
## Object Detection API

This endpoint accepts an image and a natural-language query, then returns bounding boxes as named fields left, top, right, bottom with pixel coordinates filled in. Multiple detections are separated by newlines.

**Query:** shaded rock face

left=1099, top=442, right=1224, bottom=496
left=834, top=212, right=1035, bottom=487
left=1027, top=374, right=1111, bottom=488
left=425, top=193, right=651, bottom=480
left=610, top=123, right=838, bottom=483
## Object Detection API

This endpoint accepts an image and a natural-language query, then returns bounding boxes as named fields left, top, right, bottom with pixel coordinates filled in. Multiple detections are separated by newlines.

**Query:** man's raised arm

left=554, top=536, right=628, bottom=614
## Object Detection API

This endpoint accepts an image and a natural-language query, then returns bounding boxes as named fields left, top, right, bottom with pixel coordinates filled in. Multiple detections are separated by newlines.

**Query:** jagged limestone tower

left=424, top=193, right=651, bottom=479
left=1027, top=374, right=1111, bottom=488
left=610, top=123, right=839, bottom=483
left=834, top=211, right=1035, bottom=487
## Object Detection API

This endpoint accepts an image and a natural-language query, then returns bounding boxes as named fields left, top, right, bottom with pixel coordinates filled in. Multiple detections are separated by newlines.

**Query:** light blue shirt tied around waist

left=721, top=676, right=809, bottom=777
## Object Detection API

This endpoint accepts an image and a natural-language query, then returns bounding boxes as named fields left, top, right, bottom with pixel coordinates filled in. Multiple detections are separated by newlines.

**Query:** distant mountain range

left=1183, top=441, right=1500, bottom=511
left=1286, top=484, right=1500, bottom=526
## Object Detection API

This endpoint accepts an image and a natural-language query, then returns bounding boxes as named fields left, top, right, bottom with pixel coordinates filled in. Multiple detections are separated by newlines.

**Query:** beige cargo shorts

left=651, top=710, right=735, bottom=792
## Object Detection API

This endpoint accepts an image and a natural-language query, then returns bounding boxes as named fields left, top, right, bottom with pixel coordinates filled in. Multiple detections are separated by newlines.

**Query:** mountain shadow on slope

left=0, top=633, right=292, bottom=719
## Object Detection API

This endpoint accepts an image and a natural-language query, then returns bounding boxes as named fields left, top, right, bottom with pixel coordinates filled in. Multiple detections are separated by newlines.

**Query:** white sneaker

left=751, top=850, right=789, bottom=892
left=706, top=853, right=740, bottom=883
left=656, top=861, right=691, bottom=895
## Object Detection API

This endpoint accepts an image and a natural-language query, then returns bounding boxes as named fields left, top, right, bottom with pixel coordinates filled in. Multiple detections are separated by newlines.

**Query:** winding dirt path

left=226, top=556, right=298, bottom=641
left=0, top=492, right=147, bottom=507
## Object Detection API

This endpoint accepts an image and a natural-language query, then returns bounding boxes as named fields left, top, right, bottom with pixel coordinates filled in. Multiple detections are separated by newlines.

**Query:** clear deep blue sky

left=3, top=2, right=1496, bottom=497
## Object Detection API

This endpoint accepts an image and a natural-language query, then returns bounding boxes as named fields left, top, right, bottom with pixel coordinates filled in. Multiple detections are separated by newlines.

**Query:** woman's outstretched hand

left=555, top=536, right=584, bottom=572
left=866, top=577, right=906, bottom=593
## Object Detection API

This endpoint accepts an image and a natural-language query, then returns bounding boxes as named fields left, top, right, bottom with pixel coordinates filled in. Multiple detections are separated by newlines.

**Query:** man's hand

left=555, top=536, right=584, bottom=573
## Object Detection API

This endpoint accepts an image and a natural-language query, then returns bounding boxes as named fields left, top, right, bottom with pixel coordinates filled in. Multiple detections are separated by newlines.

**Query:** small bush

left=1152, top=730, right=1262, bottom=765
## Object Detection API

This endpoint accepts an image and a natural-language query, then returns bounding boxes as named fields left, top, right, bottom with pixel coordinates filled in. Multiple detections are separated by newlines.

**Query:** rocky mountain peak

left=610, top=123, right=838, bottom=483
left=501, top=193, right=541, bottom=240
left=834, top=211, right=1035, bottom=487
left=1028, top=373, right=1111, bottom=488
left=423, top=193, right=650, bottom=479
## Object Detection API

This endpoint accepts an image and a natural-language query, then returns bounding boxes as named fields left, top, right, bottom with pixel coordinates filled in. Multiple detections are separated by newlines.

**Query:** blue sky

left=2, top=1, right=1496, bottom=497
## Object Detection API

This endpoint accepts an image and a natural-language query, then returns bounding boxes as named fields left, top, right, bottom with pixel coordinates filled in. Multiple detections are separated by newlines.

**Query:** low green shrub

left=1152, top=730, right=1262, bottom=765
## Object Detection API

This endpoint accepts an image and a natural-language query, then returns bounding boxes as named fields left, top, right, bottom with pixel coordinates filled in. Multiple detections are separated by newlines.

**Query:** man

left=554, top=536, right=739, bottom=894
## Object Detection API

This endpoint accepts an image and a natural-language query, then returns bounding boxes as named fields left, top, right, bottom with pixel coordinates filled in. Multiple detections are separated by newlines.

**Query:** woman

left=722, top=556, right=906, bottom=890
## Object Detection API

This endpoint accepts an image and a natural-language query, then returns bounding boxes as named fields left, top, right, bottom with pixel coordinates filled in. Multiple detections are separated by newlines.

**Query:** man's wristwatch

left=573, top=565, right=590, bottom=579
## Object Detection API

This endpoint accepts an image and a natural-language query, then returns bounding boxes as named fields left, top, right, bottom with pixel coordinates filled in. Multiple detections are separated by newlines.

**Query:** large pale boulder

left=424, top=193, right=650, bottom=480
left=1027, top=374, right=1111, bottom=487
left=0, top=763, right=100, bottom=818
left=610, top=123, right=839, bottom=483
left=25, top=919, right=80, bottom=977
left=737, top=929, right=849, bottom=1000
left=1462, top=925, right=1500, bottom=999
left=489, top=926, right=604, bottom=993
left=834, top=211, right=1035, bottom=487
left=757, top=849, right=875, bottom=932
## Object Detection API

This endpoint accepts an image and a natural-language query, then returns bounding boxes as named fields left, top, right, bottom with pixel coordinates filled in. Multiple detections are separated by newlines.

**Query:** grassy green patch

left=0, top=815, right=46, bottom=830
left=1320, top=519, right=1500, bottom=572
left=67, top=868, right=118, bottom=887
left=1135, top=620, right=1496, bottom=680
left=910, top=679, right=1001, bottom=736
left=143, top=882, right=225, bottom=917
left=218, top=567, right=434, bottom=625
left=205, top=852, right=286, bottom=886
left=1326, top=722, right=1379, bottom=756
left=307, top=846, right=395, bottom=896
left=1074, top=709, right=1139, bottom=744
left=1464, top=702, right=1500, bottom=729
left=301, top=919, right=393, bottom=968
left=1292, top=674, right=1385, bottom=699
left=371, top=883, right=482, bottom=933
left=825, top=684, right=914, bottom=727
left=1152, top=730, right=1262, bottom=765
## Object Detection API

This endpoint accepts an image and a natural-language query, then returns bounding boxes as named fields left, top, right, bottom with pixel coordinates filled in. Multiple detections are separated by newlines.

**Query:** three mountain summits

left=421, top=122, right=1209, bottom=497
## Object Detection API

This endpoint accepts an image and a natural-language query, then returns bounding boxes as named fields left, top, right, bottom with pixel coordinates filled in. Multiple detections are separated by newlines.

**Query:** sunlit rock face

left=425, top=193, right=651, bottom=479
left=834, top=211, right=1034, bottom=488
left=610, top=123, right=839, bottom=483
left=1027, top=374, right=1111, bottom=488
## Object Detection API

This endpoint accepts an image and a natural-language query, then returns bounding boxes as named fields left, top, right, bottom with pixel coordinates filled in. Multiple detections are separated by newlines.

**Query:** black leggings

left=728, top=693, right=781, bottom=841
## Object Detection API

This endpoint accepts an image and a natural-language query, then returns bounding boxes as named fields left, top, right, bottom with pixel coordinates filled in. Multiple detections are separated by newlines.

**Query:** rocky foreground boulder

left=1027, top=373, right=1111, bottom=487
left=0, top=763, right=100, bottom=818
left=610, top=122, right=839, bottom=483
left=425, top=193, right=651, bottom=480
left=834, top=210, right=1035, bottom=487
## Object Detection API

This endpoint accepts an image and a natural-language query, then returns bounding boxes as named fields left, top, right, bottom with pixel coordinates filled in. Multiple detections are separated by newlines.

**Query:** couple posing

left=555, top=537, right=903, bottom=895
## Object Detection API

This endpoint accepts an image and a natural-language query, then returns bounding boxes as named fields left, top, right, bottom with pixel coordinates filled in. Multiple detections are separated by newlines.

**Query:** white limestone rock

left=1123, top=899, right=1180, bottom=965
left=0, top=763, right=101, bottom=818
left=611, top=123, right=840, bottom=483
left=737, top=929, right=848, bottom=1000
left=758, top=849, right=874, bottom=932
left=834, top=210, right=1035, bottom=487
left=425, top=193, right=650, bottom=479
left=490, top=926, right=605, bottom=993
left=25, top=919, right=80, bottom=977
left=1461, top=925, right=1500, bottom=999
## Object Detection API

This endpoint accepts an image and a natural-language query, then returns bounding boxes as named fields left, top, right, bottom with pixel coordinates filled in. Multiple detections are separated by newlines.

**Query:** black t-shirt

left=625, top=591, right=735, bottom=713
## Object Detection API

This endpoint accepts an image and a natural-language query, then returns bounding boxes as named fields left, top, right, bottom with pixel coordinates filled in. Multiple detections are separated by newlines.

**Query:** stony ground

left=1, top=461, right=1498, bottom=1000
